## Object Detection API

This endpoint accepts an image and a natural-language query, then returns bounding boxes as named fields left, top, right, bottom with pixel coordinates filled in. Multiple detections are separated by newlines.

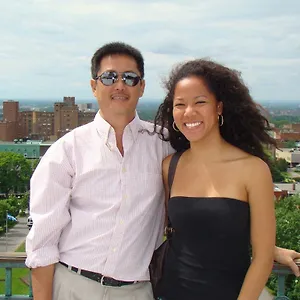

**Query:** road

left=0, top=216, right=28, bottom=252
left=0, top=217, right=274, bottom=299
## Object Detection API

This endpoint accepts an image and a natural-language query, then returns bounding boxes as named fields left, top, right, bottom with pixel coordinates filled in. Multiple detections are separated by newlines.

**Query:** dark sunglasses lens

left=100, top=71, right=117, bottom=86
left=123, top=72, right=140, bottom=86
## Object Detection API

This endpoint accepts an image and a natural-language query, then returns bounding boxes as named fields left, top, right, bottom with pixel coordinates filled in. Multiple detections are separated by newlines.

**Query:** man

left=26, top=42, right=300, bottom=300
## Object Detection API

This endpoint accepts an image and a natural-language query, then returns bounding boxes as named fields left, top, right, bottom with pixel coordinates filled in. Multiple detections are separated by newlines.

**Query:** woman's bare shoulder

left=241, top=155, right=273, bottom=189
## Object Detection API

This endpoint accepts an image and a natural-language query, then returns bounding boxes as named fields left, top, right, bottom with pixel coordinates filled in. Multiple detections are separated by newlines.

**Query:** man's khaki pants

left=53, top=263, right=154, bottom=300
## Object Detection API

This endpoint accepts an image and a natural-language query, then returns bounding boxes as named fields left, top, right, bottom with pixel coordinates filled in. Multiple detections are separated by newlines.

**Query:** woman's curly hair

left=154, top=59, right=277, bottom=163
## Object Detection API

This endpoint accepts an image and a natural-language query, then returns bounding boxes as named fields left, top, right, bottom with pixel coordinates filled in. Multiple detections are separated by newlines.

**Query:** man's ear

left=139, top=79, right=146, bottom=97
left=90, top=79, right=97, bottom=96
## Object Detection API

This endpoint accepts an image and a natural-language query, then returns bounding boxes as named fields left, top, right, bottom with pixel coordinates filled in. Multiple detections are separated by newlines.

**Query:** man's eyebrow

left=102, top=69, right=138, bottom=73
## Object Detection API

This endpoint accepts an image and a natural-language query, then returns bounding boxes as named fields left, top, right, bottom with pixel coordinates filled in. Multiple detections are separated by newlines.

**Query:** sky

left=0, top=0, right=299, bottom=103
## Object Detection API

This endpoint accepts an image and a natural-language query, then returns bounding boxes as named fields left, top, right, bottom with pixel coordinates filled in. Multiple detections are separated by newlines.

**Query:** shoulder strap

left=164, top=151, right=183, bottom=233
left=168, top=151, right=183, bottom=193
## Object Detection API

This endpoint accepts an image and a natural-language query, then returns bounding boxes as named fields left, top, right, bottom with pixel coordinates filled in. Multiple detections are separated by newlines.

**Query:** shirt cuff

left=25, top=246, right=60, bottom=268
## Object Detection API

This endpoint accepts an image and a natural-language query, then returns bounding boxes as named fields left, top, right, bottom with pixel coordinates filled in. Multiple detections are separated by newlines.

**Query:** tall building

left=78, top=103, right=95, bottom=112
left=78, top=111, right=96, bottom=126
left=19, top=111, right=33, bottom=138
left=54, top=97, right=79, bottom=138
left=0, top=101, right=22, bottom=141
left=3, top=100, right=19, bottom=122
left=0, top=98, right=96, bottom=141
left=0, top=121, right=19, bottom=141
left=32, top=111, right=54, bottom=140
left=20, top=111, right=54, bottom=141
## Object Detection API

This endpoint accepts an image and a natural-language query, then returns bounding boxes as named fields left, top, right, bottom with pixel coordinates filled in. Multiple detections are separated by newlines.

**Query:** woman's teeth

left=185, top=122, right=202, bottom=128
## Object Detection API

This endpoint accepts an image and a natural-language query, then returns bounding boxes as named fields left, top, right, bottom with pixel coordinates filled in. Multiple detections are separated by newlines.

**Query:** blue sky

left=0, top=0, right=299, bottom=103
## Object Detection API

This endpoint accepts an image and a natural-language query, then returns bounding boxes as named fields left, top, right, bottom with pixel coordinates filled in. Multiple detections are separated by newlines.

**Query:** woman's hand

left=274, top=246, right=300, bottom=277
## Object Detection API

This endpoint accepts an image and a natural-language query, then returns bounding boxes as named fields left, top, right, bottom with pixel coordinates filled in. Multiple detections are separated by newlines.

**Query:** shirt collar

left=94, top=110, right=145, bottom=143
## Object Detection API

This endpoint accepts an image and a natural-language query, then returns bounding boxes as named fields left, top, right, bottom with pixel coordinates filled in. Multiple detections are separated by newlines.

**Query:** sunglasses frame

left=95, top=71, right=142, bottom=87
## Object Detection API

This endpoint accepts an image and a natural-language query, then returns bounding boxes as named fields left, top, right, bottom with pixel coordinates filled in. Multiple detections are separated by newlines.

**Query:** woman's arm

left=238, top=158, right=276, bottom=300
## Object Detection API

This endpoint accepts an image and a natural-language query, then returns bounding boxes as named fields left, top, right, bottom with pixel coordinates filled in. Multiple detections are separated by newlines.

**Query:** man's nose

left=114, top=77, right=126, bottom=90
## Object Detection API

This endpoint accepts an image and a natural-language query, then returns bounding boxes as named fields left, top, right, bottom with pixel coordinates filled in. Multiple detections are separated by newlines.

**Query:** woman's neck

left=188, top=132, right=227, bottom=163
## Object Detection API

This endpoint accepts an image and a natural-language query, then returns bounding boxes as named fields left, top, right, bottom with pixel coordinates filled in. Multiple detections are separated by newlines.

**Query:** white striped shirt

left=25, top=112, right=174, bottom=281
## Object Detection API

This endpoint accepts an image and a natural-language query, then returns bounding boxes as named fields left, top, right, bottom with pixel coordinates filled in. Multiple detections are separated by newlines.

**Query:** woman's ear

left=217, top=101, right=223, bottom=115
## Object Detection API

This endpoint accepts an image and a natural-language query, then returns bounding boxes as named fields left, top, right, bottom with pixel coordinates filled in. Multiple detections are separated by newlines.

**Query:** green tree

left=267, top=195, right=300, bottom=299
left=276, top=158, right=289, bottom=173
left=18, top=191, right=29, bottom=215
left=266, top=153, right=291, bottom=182
left=0, top=201, right=9, bottom=228
left=284, top=140, right=296, bottom=148
left=0, top=152, right=32, bottom=197
left=6, top=195, right=20, bottom=217
left=31, top=158, right=40, bottom=172
left=269, top=162, right=285, bottom=182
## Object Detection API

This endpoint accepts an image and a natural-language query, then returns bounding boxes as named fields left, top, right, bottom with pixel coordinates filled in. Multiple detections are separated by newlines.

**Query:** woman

left=153, top=59, right=276, bottom=299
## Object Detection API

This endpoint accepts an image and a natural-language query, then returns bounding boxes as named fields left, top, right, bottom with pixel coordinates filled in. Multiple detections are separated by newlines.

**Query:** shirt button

left=122, top=167, right=126, bottom=173
left=113, top=248, right=116, bottom=252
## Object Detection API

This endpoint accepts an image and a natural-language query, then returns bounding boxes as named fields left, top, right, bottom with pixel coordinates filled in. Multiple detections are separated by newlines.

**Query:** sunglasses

left=95, top=71, right=142, bottom=87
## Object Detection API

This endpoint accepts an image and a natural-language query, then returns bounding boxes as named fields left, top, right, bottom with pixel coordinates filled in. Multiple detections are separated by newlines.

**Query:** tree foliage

left=0, top=195, right=22, bottom=231
left=0, top=152, right=32, bottom=197
left=284, top=140, right=297, bottom=148
left=276, top=158, right=289, bottom=173
left=270, top=116, right=300, bottom=128
left=268, top=155, right=291, bottom=182
left=267, top=195, right=300, bottom=299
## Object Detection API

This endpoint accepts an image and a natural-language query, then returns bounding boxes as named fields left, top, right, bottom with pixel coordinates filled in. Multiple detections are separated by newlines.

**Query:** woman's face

left=172, top=76, right=223, bottom=143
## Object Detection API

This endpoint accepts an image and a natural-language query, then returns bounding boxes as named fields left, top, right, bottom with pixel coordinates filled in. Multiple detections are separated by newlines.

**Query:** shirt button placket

left=104, top=162, right=127, bottom=275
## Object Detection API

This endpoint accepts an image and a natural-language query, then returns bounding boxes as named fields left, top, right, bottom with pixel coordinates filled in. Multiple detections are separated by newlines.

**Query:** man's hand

left=274, top=246, right=300, bottom=277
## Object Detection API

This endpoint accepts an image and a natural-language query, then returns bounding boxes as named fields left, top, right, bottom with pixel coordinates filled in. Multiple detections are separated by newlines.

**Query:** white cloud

left=0, top=0, right=299, bottom=101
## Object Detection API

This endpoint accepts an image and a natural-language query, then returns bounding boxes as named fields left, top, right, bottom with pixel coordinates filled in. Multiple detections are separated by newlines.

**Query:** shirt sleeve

left=160, top=127, right=176, bottom=159
left=25, top=135, right=74, bottom=268
left=154, top=202, right=165, bottom=249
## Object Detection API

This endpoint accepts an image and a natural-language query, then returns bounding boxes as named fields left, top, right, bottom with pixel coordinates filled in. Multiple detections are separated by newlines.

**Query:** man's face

left=91, top=54, right=145, bottom=120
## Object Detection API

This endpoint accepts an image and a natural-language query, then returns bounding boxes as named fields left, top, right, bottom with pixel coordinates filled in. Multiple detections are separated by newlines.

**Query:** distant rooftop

left=0, top=139, right=42, bottom=145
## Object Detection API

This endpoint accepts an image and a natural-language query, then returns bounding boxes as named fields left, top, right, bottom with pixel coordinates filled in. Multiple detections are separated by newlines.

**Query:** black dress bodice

left=157, top=196, right=251, bottom=300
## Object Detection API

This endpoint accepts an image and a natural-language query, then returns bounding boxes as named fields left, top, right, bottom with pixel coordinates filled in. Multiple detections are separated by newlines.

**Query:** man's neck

left=99, top=110, right=136, bottom=156
left=99, top=110, right=135, bottom=135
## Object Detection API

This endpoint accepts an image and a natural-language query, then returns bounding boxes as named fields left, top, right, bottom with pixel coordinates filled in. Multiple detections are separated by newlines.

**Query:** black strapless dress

left=156, top=197, right=251, bottom=300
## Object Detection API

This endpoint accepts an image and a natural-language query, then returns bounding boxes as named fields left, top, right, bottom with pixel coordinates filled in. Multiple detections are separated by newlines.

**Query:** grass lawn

left=0, top=241, right=31, bottom=295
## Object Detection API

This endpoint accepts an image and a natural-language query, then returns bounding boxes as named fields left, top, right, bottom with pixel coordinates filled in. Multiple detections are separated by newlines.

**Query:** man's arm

left=26, top=137, right=74, bottom=297
left=31, top=265, right=55, bottom=300
left=274, top=246, right=300, bottom=277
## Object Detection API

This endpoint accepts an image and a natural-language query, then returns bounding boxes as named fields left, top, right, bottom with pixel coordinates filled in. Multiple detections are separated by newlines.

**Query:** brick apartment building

left=282, top=123, right=300, bottom=132
left=20, top=111, right=55, bottom=141
left=54, top=97, right=79, bottom=139
left=273, top=122, right=300, bottom=149
left=0, top=97, right=96, bottom=141
left=0, top=101, right=22, bottom=141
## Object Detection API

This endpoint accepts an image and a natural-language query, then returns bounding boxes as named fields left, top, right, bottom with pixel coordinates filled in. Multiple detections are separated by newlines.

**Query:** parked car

left=27, top=216, right=33, bottom=229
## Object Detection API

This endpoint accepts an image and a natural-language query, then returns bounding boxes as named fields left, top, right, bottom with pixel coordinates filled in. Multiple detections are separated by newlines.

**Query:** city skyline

left=1, top=0, right=300, bottom=102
